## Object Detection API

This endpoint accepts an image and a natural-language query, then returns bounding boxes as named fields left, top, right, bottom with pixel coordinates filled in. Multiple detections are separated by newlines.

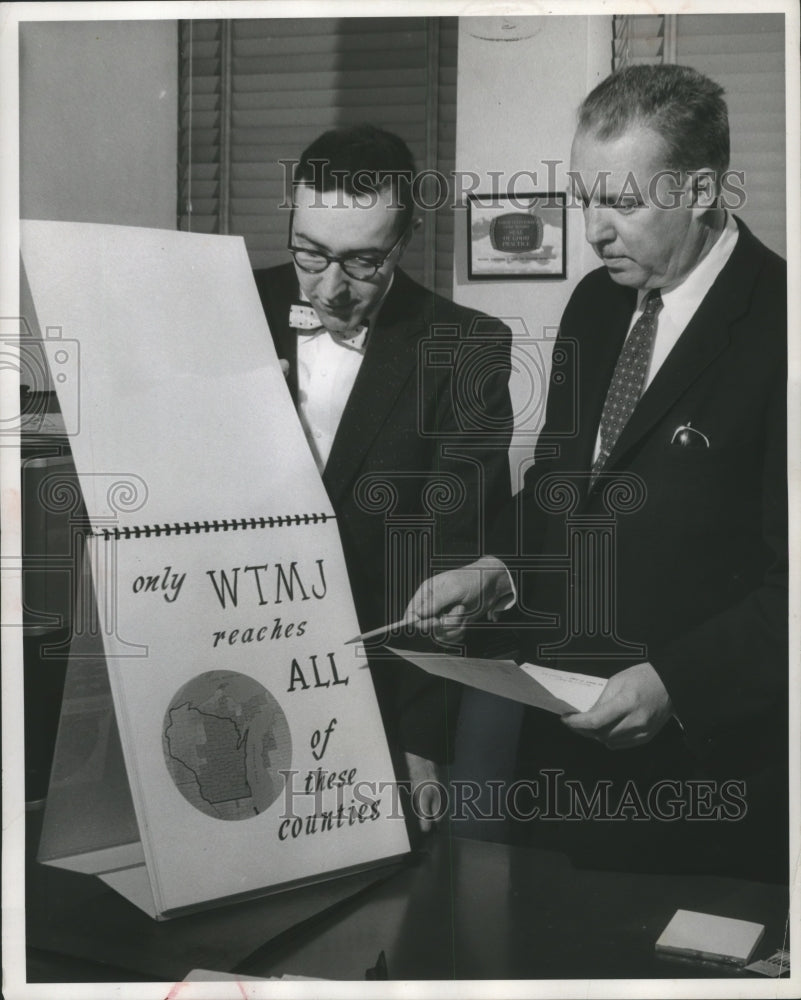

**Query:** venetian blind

left=612, top=13, right=786, bottom=257
left=178, top=17, right=457, bottom=298
left=613, top=14, right=676, bottom=66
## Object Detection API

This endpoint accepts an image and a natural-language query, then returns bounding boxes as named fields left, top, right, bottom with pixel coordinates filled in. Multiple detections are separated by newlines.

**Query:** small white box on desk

left=655, top=908, right=765, bottom=966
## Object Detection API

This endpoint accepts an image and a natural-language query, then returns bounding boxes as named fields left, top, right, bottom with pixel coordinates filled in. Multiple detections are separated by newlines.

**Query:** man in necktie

left=253, top=125, right=514, bottom=833
left=404, top=65, right=787, bottom=879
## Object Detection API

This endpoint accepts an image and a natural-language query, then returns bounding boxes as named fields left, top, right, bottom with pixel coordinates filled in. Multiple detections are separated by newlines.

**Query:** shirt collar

left=637, top=213, right=739, bottom=329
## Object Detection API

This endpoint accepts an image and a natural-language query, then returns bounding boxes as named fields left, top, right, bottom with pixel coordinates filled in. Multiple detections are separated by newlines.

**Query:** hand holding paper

left=561, top=661, right=673, bottom=749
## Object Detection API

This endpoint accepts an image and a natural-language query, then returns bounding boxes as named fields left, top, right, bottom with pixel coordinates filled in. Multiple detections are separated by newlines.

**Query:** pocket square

left=670, top=423, right=710, bottom=448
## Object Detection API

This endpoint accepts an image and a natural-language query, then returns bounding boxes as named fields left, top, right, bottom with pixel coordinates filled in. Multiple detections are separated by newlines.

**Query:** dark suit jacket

left=254, top=263, right=513, bottom=765
left=509, top=220, right=787, bottom=879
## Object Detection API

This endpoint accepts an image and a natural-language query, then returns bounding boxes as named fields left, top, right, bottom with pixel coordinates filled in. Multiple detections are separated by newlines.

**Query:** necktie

left=591, top=288, right=663, bottom=479
left=289, top=302, right=323, bottom=331
left=288, top=302, right=368, bottom=351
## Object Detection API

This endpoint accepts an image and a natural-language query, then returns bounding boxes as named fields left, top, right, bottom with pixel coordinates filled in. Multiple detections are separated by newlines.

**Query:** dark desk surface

left=27, top=809, right=789, bottom=983
left=256, top=831, right=789, bottom=981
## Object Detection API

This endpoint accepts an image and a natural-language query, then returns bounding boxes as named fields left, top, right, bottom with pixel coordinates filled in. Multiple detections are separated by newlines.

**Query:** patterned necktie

left=591, top=288, right=663, bottom=479
left=289, top=302, right=368, bottom=351
left=289, top=302, right=323, bottom=331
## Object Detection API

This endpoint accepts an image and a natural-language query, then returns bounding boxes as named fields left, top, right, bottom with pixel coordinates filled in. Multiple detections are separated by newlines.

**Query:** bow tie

left=289, top=302, right=323, bottom=330
left=289, top=302, right=368, bottom=349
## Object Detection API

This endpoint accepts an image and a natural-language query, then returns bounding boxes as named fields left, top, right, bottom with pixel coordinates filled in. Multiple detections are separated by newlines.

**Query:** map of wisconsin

left=163, top=671, right=292, bottom=820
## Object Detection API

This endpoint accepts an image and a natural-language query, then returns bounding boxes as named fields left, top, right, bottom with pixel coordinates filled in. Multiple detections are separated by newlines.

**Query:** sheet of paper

left=386, top=649, right=605, bottom=714
left=21, top=220, right=329, bottom=529
left=745, top=949, right=791, bottom=977
left=102, top=528, right=408, bottom=916
left=519, top=662, right=606, bottom=713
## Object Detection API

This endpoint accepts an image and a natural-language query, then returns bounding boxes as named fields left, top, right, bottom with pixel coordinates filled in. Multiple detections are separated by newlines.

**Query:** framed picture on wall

left=467, top=192, right=566, bottom=280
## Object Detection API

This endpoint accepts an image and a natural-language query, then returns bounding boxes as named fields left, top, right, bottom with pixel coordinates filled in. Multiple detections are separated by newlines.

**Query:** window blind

left=675, top=14, right=785, bottom=257
left=613, top=14, right=676, bottom=66
left=612, top=13, right=785, bottom=257
left=178, top=17, right=458, bottom=297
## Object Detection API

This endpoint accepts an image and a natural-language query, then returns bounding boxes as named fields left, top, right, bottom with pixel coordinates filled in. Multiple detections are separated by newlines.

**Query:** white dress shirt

left=296, top=326, right=367, bottom=473
left=592, top=213, right=739, bottom=461
left=293, top=277, right=393, bottom=473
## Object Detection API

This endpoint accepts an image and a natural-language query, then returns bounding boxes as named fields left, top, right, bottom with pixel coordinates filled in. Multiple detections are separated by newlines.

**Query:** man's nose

left=317, top=261, right=349, bottom=299
left=583, top=204, right=615, bottom=246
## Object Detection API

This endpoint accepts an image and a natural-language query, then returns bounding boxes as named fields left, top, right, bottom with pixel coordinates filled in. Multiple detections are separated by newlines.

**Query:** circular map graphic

left=162, top=670, right=292, bottom=820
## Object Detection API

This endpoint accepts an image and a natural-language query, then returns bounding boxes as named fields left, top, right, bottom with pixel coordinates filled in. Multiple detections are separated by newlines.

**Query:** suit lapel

left=323, top=271, right=422, bottom=505
left=597, top=219, right=764, bottom=478
left=604, top=298, right=729, bottom=467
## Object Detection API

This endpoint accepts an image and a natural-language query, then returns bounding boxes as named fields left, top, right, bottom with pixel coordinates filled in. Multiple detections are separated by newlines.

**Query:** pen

left=346, top=608, right=467, bottom=644
left=346, top=617, right=420, bottom=644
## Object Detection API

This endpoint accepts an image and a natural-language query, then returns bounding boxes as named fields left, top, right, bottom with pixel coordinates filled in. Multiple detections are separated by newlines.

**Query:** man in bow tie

left=253, top=125, right=514, bottom=832
left=405, top=65, right=787, bottom=878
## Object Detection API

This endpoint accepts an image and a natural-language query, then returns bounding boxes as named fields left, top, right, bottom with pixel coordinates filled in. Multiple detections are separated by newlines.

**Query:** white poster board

left=23, top=221, right=409, bottom=919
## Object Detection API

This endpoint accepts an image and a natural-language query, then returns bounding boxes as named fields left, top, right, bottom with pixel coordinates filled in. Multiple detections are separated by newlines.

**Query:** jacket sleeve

left=395, top=314, right=514, bottom=763
left=430, top=315, right=514, bottom=560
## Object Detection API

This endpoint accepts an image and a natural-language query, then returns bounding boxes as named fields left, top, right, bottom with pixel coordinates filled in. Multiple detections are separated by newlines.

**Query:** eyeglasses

left=287, top=228, right=408, bottom=281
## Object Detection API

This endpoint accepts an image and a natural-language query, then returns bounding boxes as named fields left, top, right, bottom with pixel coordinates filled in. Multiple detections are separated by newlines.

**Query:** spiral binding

left=92, top=513, right=333, bottom=540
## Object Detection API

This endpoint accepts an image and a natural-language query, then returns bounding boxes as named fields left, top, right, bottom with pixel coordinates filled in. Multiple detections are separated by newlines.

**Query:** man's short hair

left=578, top=64, right=730, bottom=181
left=294, top=124, right=416, bottom=232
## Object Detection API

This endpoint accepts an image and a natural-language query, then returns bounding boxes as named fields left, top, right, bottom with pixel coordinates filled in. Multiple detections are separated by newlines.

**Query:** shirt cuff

left=488, top=562, right=516, bottom=621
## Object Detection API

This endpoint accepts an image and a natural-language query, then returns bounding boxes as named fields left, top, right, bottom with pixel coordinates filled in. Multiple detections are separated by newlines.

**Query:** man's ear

left=406, top=217, right=423, bottom=245
left=396, top=217, right=421, bottom=258
left=689, top=168, right=719, bottom=211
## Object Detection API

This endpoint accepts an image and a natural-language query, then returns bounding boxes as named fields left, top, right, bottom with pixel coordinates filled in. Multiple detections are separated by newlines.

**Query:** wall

left=20, top=20, right=177, bottom=229
left=453, top=15, right=613, bottom=488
